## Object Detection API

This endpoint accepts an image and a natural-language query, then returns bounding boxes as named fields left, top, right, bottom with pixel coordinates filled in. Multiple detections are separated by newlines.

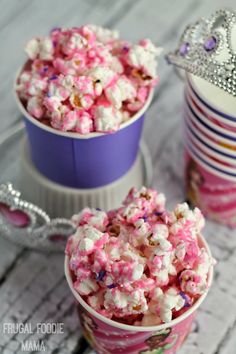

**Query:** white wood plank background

left=0, top=0, right=236, bottom=353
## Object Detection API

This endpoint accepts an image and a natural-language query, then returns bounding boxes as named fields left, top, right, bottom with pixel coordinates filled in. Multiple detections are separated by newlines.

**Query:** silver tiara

left=166, top=9, right=236, bottom=96
left=0, top=183, right=75, bottom=252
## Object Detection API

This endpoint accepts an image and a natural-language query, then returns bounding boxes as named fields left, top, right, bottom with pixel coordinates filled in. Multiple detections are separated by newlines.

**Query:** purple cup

left=14, top=84, right=153, bottom=189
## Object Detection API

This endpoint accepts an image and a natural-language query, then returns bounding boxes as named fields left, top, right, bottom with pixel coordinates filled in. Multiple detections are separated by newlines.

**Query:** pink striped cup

left=186, top=89, right=236, bottom=135
left=184, top=109, right=236, bottom=156
left=186, top=80, right=236, bottom=131
left=187, top=74, right=236, bottom=124
left=184, top=104, right=236, bottom=149
left=185, top=128, right=236, bottom=170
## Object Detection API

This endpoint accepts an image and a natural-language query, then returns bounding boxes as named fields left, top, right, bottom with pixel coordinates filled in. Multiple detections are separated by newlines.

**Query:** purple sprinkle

left=43, top=66, right=48, bottom=73
left=107, top=283, right=117, bottom=289
left=96, top=208, right=102, bottom=211
left=142, top=215, right=148, bottom=222
left=96, top=270, right=106, bottom=282
left=179, top=42, right=189, bottom=56
left=49, top=74, right=58, bottom=81
left=179, top=291, right=190, bottom=308
left=204, top=36, right=217, bottom=52
left=154, top=211, right=163, bottom=216
left=46, top=92, right=51, bottom=97
left=122, top=46, right=129, bottom=53
left=50, top=27, right=61, bottom=34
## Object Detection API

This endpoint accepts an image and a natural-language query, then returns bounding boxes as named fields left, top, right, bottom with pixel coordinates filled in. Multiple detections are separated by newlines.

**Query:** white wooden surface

left=0, top=1, right=236, bottom=353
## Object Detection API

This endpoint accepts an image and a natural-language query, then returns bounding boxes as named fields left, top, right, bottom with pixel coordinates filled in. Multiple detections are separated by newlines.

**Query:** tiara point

left=166, top=9, right=236, bottom=96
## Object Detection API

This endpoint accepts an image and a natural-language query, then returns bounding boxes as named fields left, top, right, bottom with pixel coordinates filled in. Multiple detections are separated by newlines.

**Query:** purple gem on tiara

left=204, top=36, right=217, bottom=51
left=179, top=42, right=189, bottom=56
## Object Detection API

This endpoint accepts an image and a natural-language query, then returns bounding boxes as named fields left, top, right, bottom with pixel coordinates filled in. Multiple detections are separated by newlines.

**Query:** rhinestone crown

left=166, top=9, right=236, bottom=96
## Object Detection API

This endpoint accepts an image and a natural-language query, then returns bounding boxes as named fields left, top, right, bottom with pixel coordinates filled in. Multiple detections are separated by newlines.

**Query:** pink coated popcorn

left=105, top=76, right=136, bottom=109
left=66, top=187, right=214, bottom=326
left=27, top=96, right=45, bottom=119
left=17, top=25, right=162, bottom=134
left=93, top=102, right=122, bottom=133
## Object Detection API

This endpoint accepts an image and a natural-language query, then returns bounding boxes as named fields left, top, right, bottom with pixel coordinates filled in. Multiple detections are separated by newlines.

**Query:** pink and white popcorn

left=66, top=186, right=214, bottom=326
left=93, top=103, right=122, bottom=133
left=16, top=25, right=161, bottom=134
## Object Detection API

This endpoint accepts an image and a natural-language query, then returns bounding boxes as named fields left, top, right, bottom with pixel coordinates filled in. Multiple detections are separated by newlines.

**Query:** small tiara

left=0, top=183, right=75, bottom=252
left=166, top=9, right=236, bottom=96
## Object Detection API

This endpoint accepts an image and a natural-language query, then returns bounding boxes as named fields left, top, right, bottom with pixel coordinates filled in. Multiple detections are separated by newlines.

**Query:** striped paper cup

left=187, top=74, right=236, bottom=123
left=185, top=126, right=236, bottom=168
left=183, top=74, right=236, bottom=226
left=187, top=83, right=236, bottom=132
left=186, top=89, right=236, bottom=135
left=184, top=103, right=236, bottom=149
left=184, top=110, right=236, bottom=155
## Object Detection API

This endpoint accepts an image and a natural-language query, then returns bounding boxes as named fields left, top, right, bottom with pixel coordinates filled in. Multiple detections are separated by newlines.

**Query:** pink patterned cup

left=64, top=235, right=213, bottom=354
left=185, top=148, right=236, bottom=228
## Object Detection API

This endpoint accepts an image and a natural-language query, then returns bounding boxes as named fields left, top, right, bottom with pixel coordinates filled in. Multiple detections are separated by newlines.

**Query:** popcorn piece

left=27, top=96, right=44, bottom=119
left=62, top=33, right=87, bottom=55
left=94, top=104, right=122, bottom=133
left=72, top=207, right=108, bottom=231
left=74, top=278, right=99, bottom=296
left=87, top=24, right=119, bottom=43
left=25, top=37, right=54, bottom=60
left=126, top=42, right=158, bottom=78
left=104, top=288, right=148, bottom=316
left=159, top=287, right=185, bottom=323
left=105, top=76, right=136, bottom=109
left=88, top=67, right=117, bottom=89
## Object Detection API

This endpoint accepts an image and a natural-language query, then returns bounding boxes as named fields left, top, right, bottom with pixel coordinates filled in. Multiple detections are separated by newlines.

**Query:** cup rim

left=186, top=91, right=236, bottom=138
left=64, top=234, right=213, bottom=332
left=187, top=74, right=236, bottom=119
left=14, top=66, right=154, bottom=140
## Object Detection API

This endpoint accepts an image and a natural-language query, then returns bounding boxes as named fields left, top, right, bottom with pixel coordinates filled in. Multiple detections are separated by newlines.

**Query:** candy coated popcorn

left=16, top=25, right=161, bottom=134
left=66, top=187, right=214, bottom=326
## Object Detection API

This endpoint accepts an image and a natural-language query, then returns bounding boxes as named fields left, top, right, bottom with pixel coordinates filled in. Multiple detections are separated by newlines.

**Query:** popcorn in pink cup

left=65, top=187, right=214, bottom=354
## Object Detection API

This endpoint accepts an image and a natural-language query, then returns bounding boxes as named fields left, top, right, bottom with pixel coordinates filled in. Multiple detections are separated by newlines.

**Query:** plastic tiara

left=0, top=183, right=75, bottom=252
left=166, top=9, right=236, bottom=96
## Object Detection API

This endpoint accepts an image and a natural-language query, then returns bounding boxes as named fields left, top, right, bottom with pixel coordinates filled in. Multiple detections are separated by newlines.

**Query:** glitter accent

left=154, top=211, right=163, bottom=216
left=49, top=75, right=58, bottom=81
left=96, top=270, right=106, bottom=281
left=107, top=283, right=117, bottom=289
left=179, top=291, right=191, bottom=307
left=179, top=42, right=190, bottom=56
left=204, top=36, right=217, bottom=51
